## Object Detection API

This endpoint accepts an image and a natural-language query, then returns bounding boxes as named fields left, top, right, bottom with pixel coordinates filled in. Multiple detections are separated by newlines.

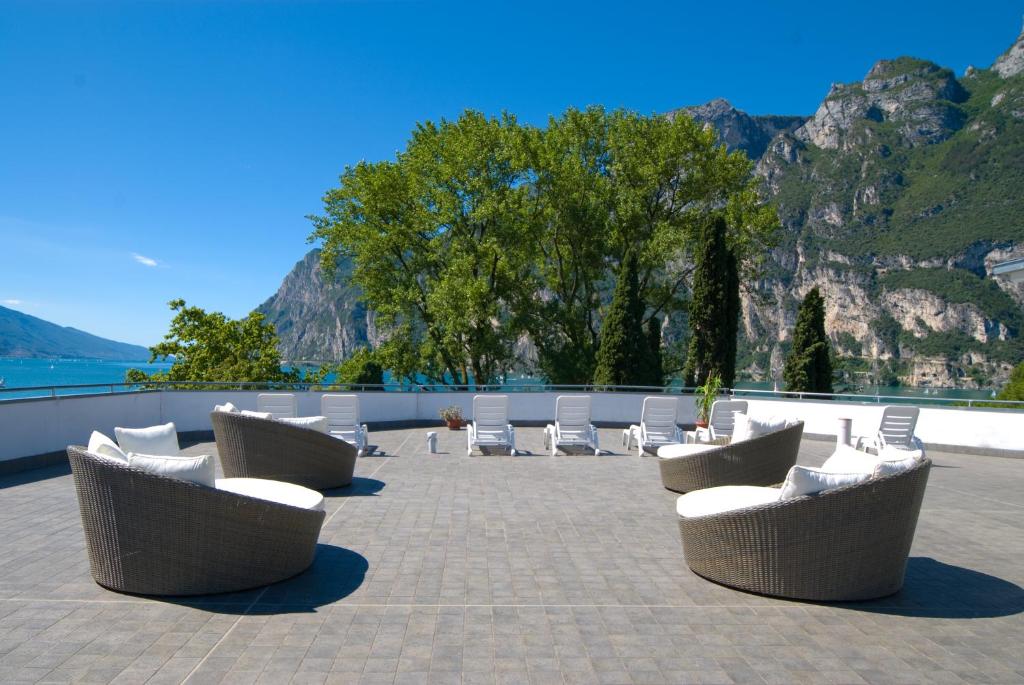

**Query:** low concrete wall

left=2, top=389, right=1021, bottom=465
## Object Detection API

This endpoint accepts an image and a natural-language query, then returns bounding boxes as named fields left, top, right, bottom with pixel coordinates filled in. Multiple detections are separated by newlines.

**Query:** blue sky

left=1, top=1, right=1021, bottom=347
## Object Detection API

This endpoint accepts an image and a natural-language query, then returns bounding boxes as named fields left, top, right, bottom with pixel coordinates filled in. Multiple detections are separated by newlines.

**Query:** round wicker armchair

left=67, top=447, right=325, bottom=596
left=211, top=411, right=357, bottom=490
left=678, top=457, right=932, bottom=601
left=659, top=421, right=804, bottom=493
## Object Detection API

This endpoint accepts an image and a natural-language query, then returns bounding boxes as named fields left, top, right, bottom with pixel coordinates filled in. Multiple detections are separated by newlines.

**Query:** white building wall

left=1, top=390, right=1021, bottom=462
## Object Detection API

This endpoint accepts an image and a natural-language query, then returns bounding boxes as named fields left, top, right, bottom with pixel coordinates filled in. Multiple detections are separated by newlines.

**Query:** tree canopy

left=311, top=106, right=778, bottom=386
left=996, top=361, right=1024, bottom=401
left=783, top=288, right=834, bottom=394
left=126, top=299, right=297, bottom=385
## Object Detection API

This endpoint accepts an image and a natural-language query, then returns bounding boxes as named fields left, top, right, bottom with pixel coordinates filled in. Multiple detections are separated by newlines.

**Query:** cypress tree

left=593, top=248, right=649, bottom=387
left=682, top=217, right=740, bottom=388
left=783, top=287, right=834, bottom=393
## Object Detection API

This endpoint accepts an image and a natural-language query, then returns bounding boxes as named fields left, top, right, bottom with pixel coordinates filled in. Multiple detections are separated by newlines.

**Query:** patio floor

left=1, top=427, right=1022, bottom=684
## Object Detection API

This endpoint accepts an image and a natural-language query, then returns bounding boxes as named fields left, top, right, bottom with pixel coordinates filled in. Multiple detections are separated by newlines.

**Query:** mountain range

left=0, top=305, right=151, bottom=361
left=261, top=27, right=1024, bottom=388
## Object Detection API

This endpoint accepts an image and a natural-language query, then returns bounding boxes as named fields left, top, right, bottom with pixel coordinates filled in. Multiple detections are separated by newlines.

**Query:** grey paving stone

left=0, top=429, right=1022, bottom=684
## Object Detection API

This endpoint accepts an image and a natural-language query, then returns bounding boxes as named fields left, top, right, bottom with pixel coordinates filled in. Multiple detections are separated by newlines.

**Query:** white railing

left=1, top=385, right=1022, bottom=463
left=2, top=380, right=1021, bottom=409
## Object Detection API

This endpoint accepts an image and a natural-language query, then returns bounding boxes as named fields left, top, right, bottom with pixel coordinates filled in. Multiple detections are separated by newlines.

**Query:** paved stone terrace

left=1, top=427, right=1022, bottom=685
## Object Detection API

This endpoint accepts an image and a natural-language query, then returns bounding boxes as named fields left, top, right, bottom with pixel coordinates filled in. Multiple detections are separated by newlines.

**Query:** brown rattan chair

left=678, top=457, right=931, bottom=601
left=67, top=446, right=325, bottom=596
left=659, top=421, right=804, bottom=493
left=211, top=411, right=357, bottom=490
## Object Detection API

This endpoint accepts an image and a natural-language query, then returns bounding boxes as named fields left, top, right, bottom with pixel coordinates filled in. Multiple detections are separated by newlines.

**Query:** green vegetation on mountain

left=879, top=267, right=1022, bottom=334
left=773, top=67, right=1024, bottom=259
left=0, top=304, right=150, bottom=361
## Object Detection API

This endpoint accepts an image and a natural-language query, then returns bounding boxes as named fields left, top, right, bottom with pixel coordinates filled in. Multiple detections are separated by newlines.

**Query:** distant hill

left=0, top=305, right=151, bottom=361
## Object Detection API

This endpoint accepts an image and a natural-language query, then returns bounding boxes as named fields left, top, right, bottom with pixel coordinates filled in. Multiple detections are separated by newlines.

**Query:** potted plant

left=439, top=405, right=465, bottom=430
left=694, top=373, right=722, bottom=428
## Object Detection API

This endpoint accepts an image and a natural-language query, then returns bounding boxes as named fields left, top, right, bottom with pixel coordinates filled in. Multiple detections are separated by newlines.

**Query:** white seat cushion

left=128, top=453, right=215, bottom=487
left=779, top=465, right=871, bottom=500
left=278, top=416, right=330, bottom=433
left=213, top=402, right=239, bottom=413
left=86, top=430, right=129, bottom=464
left=731, top=414, right=788, bottom=443
left=657, top=443, right=719, bottom=459
left=115, top=422, right=180, bottom=456
left=240, top=410, right=273, bottom=419
left=676, top=485, right=781, bottom=518
left=215, top=478, right=325, bottom=512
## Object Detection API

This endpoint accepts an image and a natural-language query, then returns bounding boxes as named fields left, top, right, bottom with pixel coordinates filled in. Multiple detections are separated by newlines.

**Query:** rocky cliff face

left=263, top=28, right=1024, bottom=388
left=257, top=250, right=379, bottom=362
left=738, top=29, right=1024, bottom=389
left=671, top=98, right=806, bottom=159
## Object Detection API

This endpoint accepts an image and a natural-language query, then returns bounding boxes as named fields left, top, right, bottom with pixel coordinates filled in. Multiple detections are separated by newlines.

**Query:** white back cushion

left=128, top=453, right=215, bottom=487
left=820, top=445, right=876, bottom=474
left=873, top=453, right=922, bottom=478
left=780, top=466, right=871, bottom=500
left=822, top=444, right=924, bottom=477
left=115, top=422, right=179, bottom=456
left=278, top=416, right=330, bottom=433
left=86, top=431, right=129, bottom=464
left=213, top=402, right=239, bottom=413
left=240, top=410, right=273, bottom=419
left=731, top=414, right=788, bottom=443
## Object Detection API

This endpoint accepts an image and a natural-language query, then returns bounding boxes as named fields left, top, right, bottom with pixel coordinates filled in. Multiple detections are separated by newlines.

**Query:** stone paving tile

left=0, top=427, right=1022, bottom=683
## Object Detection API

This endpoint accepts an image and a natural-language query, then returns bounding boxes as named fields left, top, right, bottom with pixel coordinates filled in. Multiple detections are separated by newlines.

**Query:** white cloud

left=132, top=253, right=159, bottom=267
left=2, top=299, right=22, bottom=306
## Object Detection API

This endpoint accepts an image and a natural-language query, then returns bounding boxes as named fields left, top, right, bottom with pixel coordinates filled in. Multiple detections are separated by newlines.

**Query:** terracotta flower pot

left=446, top=419, right=463, bottom=431
left=695, top=419, right=709, bottom=429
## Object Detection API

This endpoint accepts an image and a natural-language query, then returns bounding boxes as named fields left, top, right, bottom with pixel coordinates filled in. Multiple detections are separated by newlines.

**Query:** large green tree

left=682, top=216, right=741, bottom=387
left=311, top=111, right=537, bottom=387
left=311, top=106, right=778, bottom=386
left=126, top=299, right=297, bottom=384
left=996, top=361, right=1024, bottom=401
left=593, top=249, right=657, bottom=387
left=783, top=288, right=834, bottom=393
left=335, top=348, right=384, bottom=388
left=525, top=106, right=777, bottom=384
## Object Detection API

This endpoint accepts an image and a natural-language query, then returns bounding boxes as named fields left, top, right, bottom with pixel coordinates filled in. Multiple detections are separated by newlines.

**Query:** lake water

left=0, top=356, right=998, bottom=405
left=0, top=357, right=173, bottom=399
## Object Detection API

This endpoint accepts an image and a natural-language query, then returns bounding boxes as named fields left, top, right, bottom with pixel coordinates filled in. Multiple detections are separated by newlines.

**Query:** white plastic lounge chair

left=322, top=394, right=369, bottom=455
left=855, top=405, right=921, bottom=452
left=468, top=395, right=516, bottom=456
left=691, top=399, right=748, bottom=443
left=257, top=393, right=297, bottom=419
left=544, top=395, right=599, bottom=456
left=628, top=396, right=683, bottom=456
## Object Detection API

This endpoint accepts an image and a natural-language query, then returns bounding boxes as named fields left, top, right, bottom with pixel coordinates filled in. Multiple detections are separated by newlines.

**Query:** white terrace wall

left=1, top=390, right=1022, bottom=462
